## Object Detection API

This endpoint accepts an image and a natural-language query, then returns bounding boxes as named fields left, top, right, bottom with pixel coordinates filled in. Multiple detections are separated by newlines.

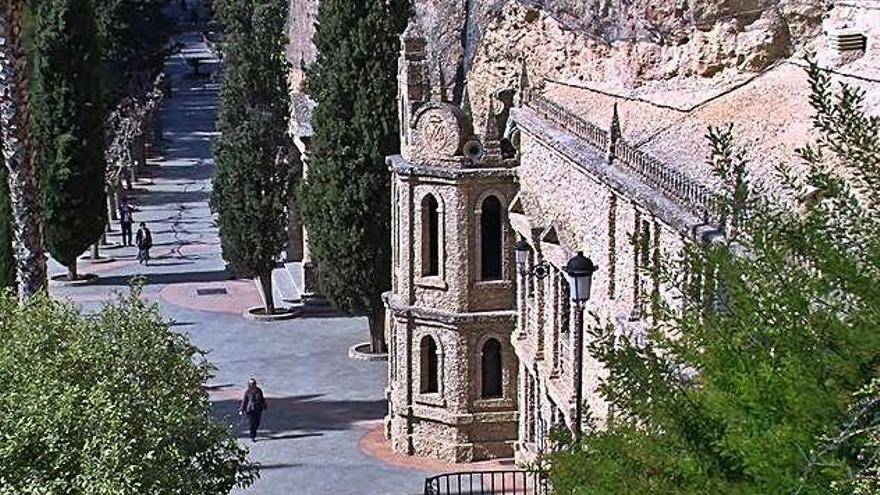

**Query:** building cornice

left=387, top=155, right=518, bottom=181
left=384, top=292, right=515, bottom=325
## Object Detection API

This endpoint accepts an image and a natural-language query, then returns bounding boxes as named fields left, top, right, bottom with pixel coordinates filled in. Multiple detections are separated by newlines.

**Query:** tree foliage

left=548, top=61, right=880, bottom=494
left=0, top=289, right=257, bottom=493
left=93, top=0, right=173, bottom=99
left=211, top=0, right=291, bottom=313
left=300, top=0, right=409, bottom=352
left=30, top=0, right=107, bottom=279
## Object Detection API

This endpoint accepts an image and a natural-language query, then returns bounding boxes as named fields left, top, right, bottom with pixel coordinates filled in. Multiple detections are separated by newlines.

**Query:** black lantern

left=514, top=238, right=550, bottom=279
left=565, top=251, right=597, bottom=303
left=514, top=238, right=530, bottom=268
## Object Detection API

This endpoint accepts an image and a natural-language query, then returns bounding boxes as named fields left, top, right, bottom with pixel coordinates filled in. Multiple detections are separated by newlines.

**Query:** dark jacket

left=119, top=204, right=133, bottom=223
left=240, top=387, right=266, bottom=414
left=136, top=228, right=152, bottom=249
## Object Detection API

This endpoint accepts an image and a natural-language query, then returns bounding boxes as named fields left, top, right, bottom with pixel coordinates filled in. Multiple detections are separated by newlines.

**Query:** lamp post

left=564, top=251, right=596, bottom=443
left=514, top=237, right=597, bottom=442
left=515, top=238, right=551, bottom=279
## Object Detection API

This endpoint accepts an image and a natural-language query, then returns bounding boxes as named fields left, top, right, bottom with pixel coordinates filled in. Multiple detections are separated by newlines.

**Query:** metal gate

left=423, top=470, right=547, bottom=495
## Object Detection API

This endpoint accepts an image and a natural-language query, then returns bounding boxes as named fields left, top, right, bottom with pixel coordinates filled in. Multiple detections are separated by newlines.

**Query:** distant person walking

left=118, top=200, right=135, bottom=246
left=239, top=379, right=267, bottom=442
left=135, top=222, right=152, bottom=265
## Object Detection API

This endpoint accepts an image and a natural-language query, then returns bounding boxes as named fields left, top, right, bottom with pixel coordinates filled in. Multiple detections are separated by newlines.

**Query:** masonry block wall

left=508, top=105, right=700, bottom=463
left=383, top=26, right=521, bottom=463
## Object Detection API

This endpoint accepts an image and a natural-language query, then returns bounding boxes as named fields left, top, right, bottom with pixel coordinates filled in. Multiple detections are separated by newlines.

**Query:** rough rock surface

left=286, top=0, right=318, bottom=93
left=463, top=0, right=826, bottom=131
left=285, top=0, right=830, bottom=161
left=287, top=0, right=825, bottom=106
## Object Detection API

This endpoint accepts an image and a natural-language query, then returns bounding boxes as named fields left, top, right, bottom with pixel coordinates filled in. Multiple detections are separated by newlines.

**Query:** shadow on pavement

left=87, top=269, right=232, bottom=286
left=258, top=463, right=306, bottom=470
left=132, top=189, right=210, bottom=207
left=212, top=394, right=387, bottom=440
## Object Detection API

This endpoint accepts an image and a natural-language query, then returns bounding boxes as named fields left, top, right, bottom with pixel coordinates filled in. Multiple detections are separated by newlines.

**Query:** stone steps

left=273, top=262, right=302, bottom=303
left=281, top=261, right=338, bottom=317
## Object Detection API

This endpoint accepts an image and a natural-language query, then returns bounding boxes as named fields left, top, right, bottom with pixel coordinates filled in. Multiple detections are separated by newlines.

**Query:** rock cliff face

left=287, top=0, right=828, bottom=118
left=286, top=0, right=318, bottom=92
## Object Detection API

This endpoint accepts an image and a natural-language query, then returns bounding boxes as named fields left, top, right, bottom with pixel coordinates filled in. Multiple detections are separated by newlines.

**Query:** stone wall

left=286, top=0, right=318, bottom=92
left=510, top=108, right=695, bottom=462
left=390, top=164, right=518, bottom=314
left=385, top=299, right=519, bottom=461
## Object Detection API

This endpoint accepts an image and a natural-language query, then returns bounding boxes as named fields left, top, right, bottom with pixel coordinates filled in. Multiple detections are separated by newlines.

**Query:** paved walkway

left=47, top=30, right=445, bottom=495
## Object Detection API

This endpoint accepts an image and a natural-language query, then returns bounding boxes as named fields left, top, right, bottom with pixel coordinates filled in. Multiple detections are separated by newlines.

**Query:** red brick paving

left=358, top=421, right=515, bottom=473
left=160, top=279, right=263, bottom=313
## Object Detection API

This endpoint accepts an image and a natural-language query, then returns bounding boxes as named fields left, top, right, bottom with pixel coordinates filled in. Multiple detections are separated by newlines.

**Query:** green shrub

left=0, top=289, right=257, bottom=493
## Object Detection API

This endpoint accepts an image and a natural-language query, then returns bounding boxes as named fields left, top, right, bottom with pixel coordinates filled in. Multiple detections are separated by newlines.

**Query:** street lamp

left=515, top=238, right=551, bottom=279
left=564, top=251, right=596, bottom=443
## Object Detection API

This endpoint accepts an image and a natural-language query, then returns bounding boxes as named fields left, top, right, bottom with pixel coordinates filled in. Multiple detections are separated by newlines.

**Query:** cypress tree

left=94, top=0, right=173, bottom=95
left=301, top=0, right=409, bottom=353
left=212, top=0, right=291, bottom=314
left=31, top=0, right=107, bottom=281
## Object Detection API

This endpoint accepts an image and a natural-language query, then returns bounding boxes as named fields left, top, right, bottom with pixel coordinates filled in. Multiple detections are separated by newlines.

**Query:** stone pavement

left=47, top=29, right=510, bottom=495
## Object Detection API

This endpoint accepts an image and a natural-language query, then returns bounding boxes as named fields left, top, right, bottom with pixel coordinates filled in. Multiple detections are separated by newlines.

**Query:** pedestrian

left=135, top=222, right=152, bottom=265
left=239, top=379, right=267, bottom=442
left=118, top=199, right=134, bottom=247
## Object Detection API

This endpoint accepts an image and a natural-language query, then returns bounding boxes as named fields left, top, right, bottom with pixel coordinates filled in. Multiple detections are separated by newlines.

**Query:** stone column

left=301, top=225, right=321, bottom=302
left=286, top=197, right=304, bottom=262
left=607, top=102, right=620, bottom=164
left=296, top=139, right=327, bottom=307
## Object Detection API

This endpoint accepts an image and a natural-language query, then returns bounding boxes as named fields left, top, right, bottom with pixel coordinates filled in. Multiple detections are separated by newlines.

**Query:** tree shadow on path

left=88, top=269, right=232, bottom=287
left=211, top=393, right=387, bottom=441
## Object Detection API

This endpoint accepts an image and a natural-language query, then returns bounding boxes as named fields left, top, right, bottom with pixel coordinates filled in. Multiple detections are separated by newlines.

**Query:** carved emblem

left=416, top=107, right=460, bottom=158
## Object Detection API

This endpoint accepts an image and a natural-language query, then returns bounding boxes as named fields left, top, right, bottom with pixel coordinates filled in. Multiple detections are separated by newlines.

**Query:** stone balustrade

left=524, top=89, right=722, bottom=225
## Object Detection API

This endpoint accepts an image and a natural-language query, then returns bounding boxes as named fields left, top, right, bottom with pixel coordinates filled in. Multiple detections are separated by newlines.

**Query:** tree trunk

left=0, top=5, right=48, bottom=299
left=134, top=134, right=147, bottom=171
left=127, top=148, right=137, bottom=186
left=67, top=261, right=77, bottom=281
left=91, top=243, right=99, bottom=260
left=107, top=187, right=117, bottom=223
left=258, top=270, right=275, bottom=315
left=367, top=306, right=388, bottom=354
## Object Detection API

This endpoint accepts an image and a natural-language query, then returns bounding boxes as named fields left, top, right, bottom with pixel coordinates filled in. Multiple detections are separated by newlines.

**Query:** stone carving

left=417, top=107, right=461, bottom=157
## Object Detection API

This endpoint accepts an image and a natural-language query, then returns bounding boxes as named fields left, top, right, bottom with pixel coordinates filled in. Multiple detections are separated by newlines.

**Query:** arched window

left=480, top=196, right=503, bottom=280
left=420, top=336, right=439, bottom=393
left=481, top=338, right=503, bottom=398
left=422, top=194, right=440, bottom=276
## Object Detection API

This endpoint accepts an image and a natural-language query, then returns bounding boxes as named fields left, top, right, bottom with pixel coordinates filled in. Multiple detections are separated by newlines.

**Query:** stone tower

left=383, top=21, right=520, bottom=462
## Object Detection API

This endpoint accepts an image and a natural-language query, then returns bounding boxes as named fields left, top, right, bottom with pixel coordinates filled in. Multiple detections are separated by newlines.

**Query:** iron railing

left=524, top=89, right=721, bottom=224
left=424, top=470, right=548, bottom=495
left=525, top=90, right=609, bottom=151
left=614, top=140, right=719, bottom=221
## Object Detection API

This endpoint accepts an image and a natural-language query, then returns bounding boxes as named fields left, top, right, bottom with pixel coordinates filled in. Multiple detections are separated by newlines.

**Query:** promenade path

left=47, top=29, right=503, bottom=495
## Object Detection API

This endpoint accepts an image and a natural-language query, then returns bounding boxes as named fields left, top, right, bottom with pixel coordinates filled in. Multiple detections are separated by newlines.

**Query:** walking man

left=135, top=222, right=152, bottom=265
left=239, top=379, right=267, bottom=442
left=118, top=200, right=134, bottom=246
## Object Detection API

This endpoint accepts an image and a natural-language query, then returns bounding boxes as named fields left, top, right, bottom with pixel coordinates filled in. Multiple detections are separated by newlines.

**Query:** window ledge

left=415, top=392, right=446, bottom=407
left=474, top=279, right=513, bottom=290
left=474, top=397, right=515, bottom=409
left=416, top=276, right=448, bottom=290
